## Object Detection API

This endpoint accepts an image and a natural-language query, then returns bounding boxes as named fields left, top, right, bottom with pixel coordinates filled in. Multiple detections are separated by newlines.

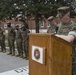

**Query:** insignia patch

left=34, top=48, right=40, bottom=60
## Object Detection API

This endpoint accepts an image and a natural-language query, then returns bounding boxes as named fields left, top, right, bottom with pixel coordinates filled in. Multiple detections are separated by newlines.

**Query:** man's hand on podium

left=55, top=34, right=75, bottom=43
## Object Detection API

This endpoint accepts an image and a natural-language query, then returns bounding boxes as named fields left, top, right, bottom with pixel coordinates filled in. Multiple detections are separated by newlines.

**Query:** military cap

left=57, top=6, right=70, bottom=11
left=48, top=16, right=54, bottom=21
left=57, top=6, right=70, bottom=17
left=56, top=14, right=60, bottom=18
left=15, top=24, right=19, bottom=27
left=21, top=25, right=25, bottom=28
left=7, top=22, right=11, bottom=24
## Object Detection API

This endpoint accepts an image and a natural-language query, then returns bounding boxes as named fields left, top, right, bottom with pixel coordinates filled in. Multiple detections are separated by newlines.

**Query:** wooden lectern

left=29, top=33, right=72, bottom=75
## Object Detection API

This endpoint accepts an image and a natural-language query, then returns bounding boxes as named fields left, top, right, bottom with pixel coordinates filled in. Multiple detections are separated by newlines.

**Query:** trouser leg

left=11, top=40, right=15, bottom=56
left=7, top=39, right=12, bottom=54
left=16, top=39, right=22, bottom=57
left=24, top=42, right=29, bottom=59
left=3, top=36, right=6, bottom=52
left=0, top=40, right=3, bottom=51
left=72, top=45, right=76, bottom=75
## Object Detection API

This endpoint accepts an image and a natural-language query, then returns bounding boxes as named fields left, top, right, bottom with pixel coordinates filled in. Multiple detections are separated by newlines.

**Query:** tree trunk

left=35, top=15, right=39, bottom=33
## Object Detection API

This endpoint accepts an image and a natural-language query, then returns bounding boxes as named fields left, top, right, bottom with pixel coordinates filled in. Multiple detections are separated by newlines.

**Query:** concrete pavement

left=0, top=52, right=28, bottom=73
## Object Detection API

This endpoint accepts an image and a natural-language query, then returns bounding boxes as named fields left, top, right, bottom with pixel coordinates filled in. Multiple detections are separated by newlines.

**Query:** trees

left=70, top=1, right=76, bottom=18
left=0, top=0, right=72, bottom=32
left=25, top=0, right=61, bottom=32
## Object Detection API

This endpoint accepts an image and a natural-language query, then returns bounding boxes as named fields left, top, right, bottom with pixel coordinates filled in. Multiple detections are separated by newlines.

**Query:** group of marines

left=0, top=22, right=29, bottom=60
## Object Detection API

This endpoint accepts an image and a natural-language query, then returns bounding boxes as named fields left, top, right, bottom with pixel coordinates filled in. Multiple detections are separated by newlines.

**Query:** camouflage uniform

left=0, top=27, right=5, bottom=52
left=8, top=23, right=15, bottom=55
left=21, top=25, right=29, bottom=59
left=47, top=25, right=57, bottom=34
left=48, top=6, right=76, bottom=75
left=3, top=34, right=6, bottom=52
left=57, top=20, right=75, bottom=35
left=15, top=25, right=23, bottom=57
left=47, top=16, right=58, bottom=34
left=57, top=20, right=76, bottom=75
left=2, top=29, right=6, bottom=52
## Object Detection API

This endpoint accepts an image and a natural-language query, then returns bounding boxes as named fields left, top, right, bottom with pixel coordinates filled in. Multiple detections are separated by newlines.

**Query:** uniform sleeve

left=2, top=28, right=5, bottom=35
left=68, top=31, right=76, bottom=38
left=68, top=22, right=76, bottom=38
left=19, top=30, right=22, bottom=37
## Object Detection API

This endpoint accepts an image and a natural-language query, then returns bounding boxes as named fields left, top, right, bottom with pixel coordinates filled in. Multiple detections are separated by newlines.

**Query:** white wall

left=5, top=29, right=47, bottom=33
left=29, top=29, right=47, bottom=33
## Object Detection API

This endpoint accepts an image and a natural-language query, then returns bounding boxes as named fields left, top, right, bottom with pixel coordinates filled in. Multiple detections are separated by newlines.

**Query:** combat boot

left=22, top=56, right=26, bottom=59
left=7, top=52, right=12, bottom=55
left=11, top=52, right=15, bottom=56
left=22, top=54, right=26, bottom=59
left=20, top=53, right=23, bottom=58
left=3, top=50, right=6, bottom=53
left=15, top=54, right=20, bottom=57
left=15, top=53, right=20, bottom=57
left=26, top=57, right=29, bottom=60
left=0, top=50, right=3, bottom=52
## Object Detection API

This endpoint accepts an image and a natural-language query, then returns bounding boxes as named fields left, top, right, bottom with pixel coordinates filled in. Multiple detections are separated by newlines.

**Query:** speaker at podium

left=29, top=33, right=72, bottom=75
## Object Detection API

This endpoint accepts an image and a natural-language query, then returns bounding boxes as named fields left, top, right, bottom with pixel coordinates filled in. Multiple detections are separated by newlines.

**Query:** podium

left=29, top=33, right=72, bottom=75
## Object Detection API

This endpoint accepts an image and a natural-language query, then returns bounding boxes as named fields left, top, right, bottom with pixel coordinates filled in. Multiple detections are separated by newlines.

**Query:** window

left=16, top=24, right=22, bottom=28
left=4, top=24, right=7, bottom=28
left=11, top=24, right=15, bottom=28
left=39, top=21, right=44, bottom=27
left=46, top=21, right=50, bottom=27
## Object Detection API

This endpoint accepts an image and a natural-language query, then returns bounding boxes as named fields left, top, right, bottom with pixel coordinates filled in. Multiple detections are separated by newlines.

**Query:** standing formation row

left=0, top=22, right=29, bottom=60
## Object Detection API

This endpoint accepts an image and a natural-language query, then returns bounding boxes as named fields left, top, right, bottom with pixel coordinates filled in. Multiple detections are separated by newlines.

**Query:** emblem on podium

left=32, top=46, right=45, bottom=64
left=34, top=48, right=40, bottom=60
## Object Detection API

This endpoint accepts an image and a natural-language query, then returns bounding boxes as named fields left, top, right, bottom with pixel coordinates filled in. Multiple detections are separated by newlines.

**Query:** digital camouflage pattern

left=15, top=29, right=23, bottom=57
left=21, top=27, right=29, bottom=59
left=0, top=28, right=5, bottom=52
left=58, top=20, right=76, bottom=35
left=51, top=20, right=76, bottom=75
left=48, top=20, right=76, bottom=75
left=47, top=25, right=56, bottom=33
left=8, top=27, right=15, bottom=55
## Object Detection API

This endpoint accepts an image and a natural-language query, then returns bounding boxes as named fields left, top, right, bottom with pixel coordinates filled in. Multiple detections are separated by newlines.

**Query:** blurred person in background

left=15, top=25, right=23, bottom=58
left=7, top=22, right=15, bottom=56
left=21, top=25, right=29, bottom=60
left=0, top=24, right=6, bottom=52
left=47, top=16, right=58, bottom=34
left=55, top=6, right=76, bottom=75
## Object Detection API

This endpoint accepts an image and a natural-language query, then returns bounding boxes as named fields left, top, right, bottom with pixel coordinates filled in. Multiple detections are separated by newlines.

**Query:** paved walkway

left=0, top=52, right=28, bottom=73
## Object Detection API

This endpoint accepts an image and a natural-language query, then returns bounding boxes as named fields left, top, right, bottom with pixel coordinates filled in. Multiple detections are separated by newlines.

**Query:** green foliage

left=0, top=0, right=62, bottom=20
left=0, top=0, right=71, bottom=32
left=26, top=2, right=62, bottom=18
left=70, top=1, right=76, bottom=18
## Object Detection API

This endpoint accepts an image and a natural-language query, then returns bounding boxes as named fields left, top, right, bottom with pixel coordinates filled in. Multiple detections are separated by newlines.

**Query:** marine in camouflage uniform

left=0, top=25, right=6, bottom=52
left=7, top=22, right=15, bottom=56
left=15, top=25, right=23, bottom=58
left=21, top=25, right=29, bottom=60
left=47, top=16, right=58, bottom=34
left=49, top=6, right=76, bottom=75
left=57, top=20, right=76, bottom=75
left=57, top=20, right=75, bottom=35
left=48, top=7, right=76, bottom=75
left=3, top=33, right=6, bottom=52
